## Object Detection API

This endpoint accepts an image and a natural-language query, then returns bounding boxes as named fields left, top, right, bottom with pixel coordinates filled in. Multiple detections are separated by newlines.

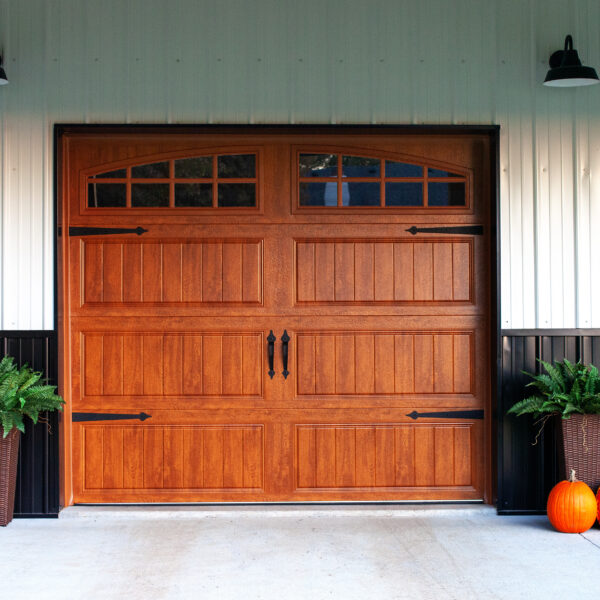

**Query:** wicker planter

left=560, top=414, right=600, bottom=492
left=0, top=428, right=20, bottom=526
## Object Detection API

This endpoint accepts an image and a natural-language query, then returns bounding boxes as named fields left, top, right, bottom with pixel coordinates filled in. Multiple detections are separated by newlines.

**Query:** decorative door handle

left=267, top=330, right=276, bottom=379
left=281, top=330, right=290, bottom=379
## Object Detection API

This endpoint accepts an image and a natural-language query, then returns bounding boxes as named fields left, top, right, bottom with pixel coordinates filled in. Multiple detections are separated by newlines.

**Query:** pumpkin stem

left=569, top=469, right=577, bottom=482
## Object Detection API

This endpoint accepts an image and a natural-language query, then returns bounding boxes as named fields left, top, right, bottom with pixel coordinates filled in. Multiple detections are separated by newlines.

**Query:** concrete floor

left=2, top=505, right=600, bottom=599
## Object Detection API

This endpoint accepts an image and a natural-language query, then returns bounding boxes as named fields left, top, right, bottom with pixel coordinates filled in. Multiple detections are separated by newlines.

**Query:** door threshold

left=76, top=499, right=484, bottom=506
left=61, top=501, right=493, bottom=520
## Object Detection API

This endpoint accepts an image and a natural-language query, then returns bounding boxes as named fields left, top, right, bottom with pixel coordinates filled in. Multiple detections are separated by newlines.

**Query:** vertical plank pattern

left=296, top=240, right=473, bottom=304
left=102, top=244, right=123, bottom=302
left=102, top=335, right=123, bottom=395
left=241, top=242, right=261, bottom=303
left=122, top=244, right=142, bottom=302
left=315, top=335, right=336, bottom=394
left=296, top=423, right=473, bottom=488
left=394, top=243, right=414, bottom=301
left=334, top=243, right=355, bottom=301
left=222, top=243, right=243, bottom=302
left=82, top=425, right=264, bottom=492
left=84, top=243, right=103, bottom=303
left=162, top=243, right=182, bottom=302
left=142, top=244, right=162, bottom=302
left=354, top=243, right=374, bottom=301
left=182, top=243, right=203, bottom=302
left=84, top=335, right=103, bottom=395
left=202, top=243, right=223, bottom=302
left=183, top=428, right=204, bottom=488
left=315, top=243, right=335, bottom=301
left=295, top=332, right=473, bottom=395
left=84, top=428, right=104, bottom=489
left=163, top=428, right=184, bottom=488
left=296, top=334, right=315, bottom=395
left=413, top=243, right=433, bottom=300
left=374, top=243, right=394, bottom=301
left=83, top=333, right=263, bottom=397
left=123, top=428, right=144, bottom=488
left=84, top=241, right=263, bottom=306
left=296, top=242, right=315, bottom=301
left=143, top=428, right=164, bottom=489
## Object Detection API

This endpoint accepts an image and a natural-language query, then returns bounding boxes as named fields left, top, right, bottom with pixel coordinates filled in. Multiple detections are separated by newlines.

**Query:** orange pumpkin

left=547, top=470, right=597, bottom=533
left=597, top=487, right=600, bottom=525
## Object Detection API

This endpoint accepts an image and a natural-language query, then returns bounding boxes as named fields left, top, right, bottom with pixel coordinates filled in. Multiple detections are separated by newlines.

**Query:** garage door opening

left=57, top=126, right=496, bottom=505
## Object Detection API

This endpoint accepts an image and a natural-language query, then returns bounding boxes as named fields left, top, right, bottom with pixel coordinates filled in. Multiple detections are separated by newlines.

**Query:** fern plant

left=0, top=356, right=64, bottom=438
left=508, top=358, right=600, bottom=420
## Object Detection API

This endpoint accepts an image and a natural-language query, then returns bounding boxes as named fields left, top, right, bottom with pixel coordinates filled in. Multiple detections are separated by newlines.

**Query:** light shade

left=544, top=35, right=599, bottom=87
left=0, top=54, right=7, bottom=85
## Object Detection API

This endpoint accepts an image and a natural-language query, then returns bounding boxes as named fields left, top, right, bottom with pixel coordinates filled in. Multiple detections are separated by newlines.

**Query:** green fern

left=0, top=356, right=64, bottom=438
left=508, top=358, right=600, bottom=420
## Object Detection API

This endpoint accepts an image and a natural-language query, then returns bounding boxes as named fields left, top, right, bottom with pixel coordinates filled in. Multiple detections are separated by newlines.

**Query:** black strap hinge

left=406, top=410, right=484, bottom=420
left=406, top=225, right=483, bottom=236
left=67, top=226, right=148, bottom=236
left=72, top=412, right=152, bottom=422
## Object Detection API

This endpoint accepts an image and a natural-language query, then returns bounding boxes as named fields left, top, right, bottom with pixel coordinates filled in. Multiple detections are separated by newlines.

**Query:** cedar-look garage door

left=60, top=129, right=492, bottom=503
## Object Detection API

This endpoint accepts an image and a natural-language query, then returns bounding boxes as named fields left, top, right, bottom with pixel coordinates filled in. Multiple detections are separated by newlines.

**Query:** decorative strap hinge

left=406, top=225, right=483, bottom=236
left=66, top=226, right=148, bottom=236
left=72, top=412, right=152, bottom=422
left=406, top=410, right=484, bottom=420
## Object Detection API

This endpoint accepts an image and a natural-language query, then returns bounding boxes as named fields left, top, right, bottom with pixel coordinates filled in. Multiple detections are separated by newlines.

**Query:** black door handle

left=267, top=330, right=276, bottom=379
left=281, top=330, right=290, bottom=379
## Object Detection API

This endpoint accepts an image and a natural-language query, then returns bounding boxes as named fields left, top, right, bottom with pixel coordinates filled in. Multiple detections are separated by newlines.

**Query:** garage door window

left=297, top=152, right=467, bottom=208
left=88, top=153, right=257, bottom=209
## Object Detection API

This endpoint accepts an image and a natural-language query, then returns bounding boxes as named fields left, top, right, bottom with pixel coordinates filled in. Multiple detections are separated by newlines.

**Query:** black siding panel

left=1, top=331, right=59, bottom=517
left=498, top=332, right=600, bottom=514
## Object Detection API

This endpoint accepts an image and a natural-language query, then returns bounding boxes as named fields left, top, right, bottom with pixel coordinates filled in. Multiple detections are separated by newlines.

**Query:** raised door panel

left=81, top=424, right=264, bottom=492
left=78, top=239, right=263, bottom=307
left=295, top=239, right=473, bottom=304
left=295, top=332, right=473, bottom=396
left=295, top=423, right=477, bottom=491
left=81, top=332, right=263, bottom=399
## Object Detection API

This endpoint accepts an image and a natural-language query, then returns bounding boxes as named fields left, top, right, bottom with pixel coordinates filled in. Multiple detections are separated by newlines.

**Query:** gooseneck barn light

left=544, top=35, right=599, bottom=87
left=0, top=54, right=8, bottom=85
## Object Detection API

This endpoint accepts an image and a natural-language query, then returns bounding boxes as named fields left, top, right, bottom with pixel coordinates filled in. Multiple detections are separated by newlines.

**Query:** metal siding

left=0, top=331, right=59, bottom=517
left=498, top=332, right=600, bottom=513
left=0, top=0, right=599, bottom=328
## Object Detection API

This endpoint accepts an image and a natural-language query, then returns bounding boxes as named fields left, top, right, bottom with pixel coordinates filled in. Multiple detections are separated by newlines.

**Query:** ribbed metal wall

left=0, top=332, right=59, bottom=517
left=0, top=0, right=599, bottom=329
left=499, top=331, right=600, bottom=513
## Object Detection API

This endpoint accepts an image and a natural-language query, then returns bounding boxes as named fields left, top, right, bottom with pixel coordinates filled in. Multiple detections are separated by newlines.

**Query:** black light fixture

left=544, top=35, right=599, bottom=87
left=0, top=53, right=7, bottom=85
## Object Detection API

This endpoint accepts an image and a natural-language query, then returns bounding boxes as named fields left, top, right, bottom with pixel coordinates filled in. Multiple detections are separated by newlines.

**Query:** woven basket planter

left=560, top=414, right=600, bottom=492
left=0, top=428, right=20, bottom=526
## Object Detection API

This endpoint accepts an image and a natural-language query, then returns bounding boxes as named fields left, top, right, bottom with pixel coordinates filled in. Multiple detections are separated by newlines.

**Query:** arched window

left=87, top=153, right=258, bottom=209
left=297, top=152, right=467, bottom=208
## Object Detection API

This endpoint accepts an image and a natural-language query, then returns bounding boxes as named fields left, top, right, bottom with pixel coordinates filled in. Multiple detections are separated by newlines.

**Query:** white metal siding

left=0, top=0, right=599, bottom=329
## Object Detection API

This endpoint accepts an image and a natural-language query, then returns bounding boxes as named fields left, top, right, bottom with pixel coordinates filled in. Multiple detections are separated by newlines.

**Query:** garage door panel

left=295, top=331, right=474, bottom=397
left=81, top=332, right=264, bottom=398
left=78, top=239, right=263, bottom=307
left=295, top=423, right=478, bottom=491
left=295, top=239, right=473, bottom=304
left=80, top=424, right=265, bottom=493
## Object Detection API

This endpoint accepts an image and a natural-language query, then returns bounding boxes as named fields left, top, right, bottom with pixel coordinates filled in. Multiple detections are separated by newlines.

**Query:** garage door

left=60, top=129, right=492, bottom=503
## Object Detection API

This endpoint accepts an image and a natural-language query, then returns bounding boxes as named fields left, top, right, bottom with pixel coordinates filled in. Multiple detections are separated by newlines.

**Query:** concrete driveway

left=2, top=505, right=599, bottom=599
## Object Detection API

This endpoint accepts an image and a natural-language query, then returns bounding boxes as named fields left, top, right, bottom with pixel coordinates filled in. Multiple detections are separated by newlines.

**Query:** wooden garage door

left=60, top=129, right=492, bottom=503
